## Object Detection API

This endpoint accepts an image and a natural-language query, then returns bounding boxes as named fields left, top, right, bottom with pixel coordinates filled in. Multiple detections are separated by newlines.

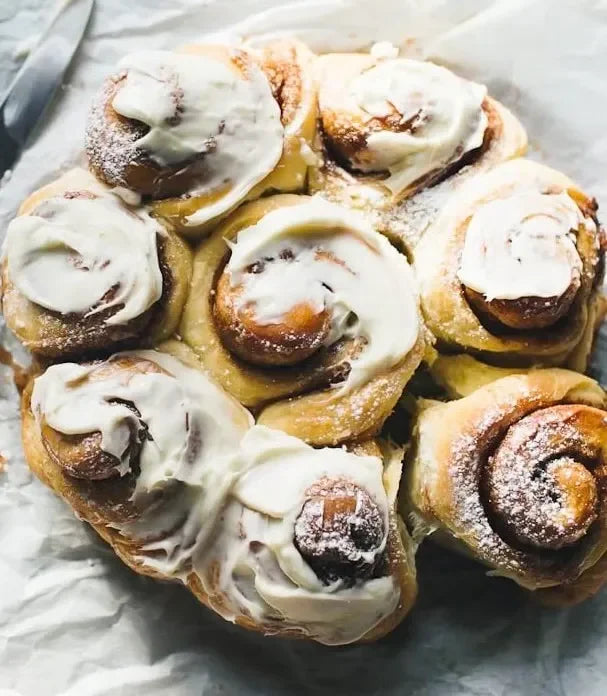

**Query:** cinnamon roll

left=21, top=342, right=253, bottom=575
left=309, top=49, right=527, bottom=251
left=189, top=427, right=417, bottom=644
left=180, top=194, right=428, bottom=445
left=1, top=169, right=192, bottom=359
left=21, top=346, right=416, bottom=644
left=414, top=158, right=605, bottom=371
left=86, top=41, right=316, bottom=238
left=404, top=356, right=607, bottom=601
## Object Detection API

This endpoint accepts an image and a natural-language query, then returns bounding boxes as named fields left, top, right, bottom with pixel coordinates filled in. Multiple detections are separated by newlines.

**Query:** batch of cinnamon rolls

left=2, top=36, right=606, bottom=645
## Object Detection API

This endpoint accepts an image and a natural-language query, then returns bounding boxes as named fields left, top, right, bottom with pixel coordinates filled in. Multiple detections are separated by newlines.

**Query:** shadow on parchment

left=83, top=523, right=607, bottom=696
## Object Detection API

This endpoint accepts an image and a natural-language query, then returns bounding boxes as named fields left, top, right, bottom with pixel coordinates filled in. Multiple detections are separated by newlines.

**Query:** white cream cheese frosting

left=111, top=49, right=284, bottom=226
left=32, top=350, right=253, bottom=570
left=193, top=426, right=399, bottom=646
left=5, top=193, right=163, bottom=324
left=224, top=197, right=420, bottom=391
left=457, top=192, right=588, bottom=300
left=350, top=58, right=487, bottom=194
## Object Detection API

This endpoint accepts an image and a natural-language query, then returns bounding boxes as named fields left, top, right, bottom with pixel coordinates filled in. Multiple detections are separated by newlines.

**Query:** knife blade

left=0, top=0, right=94, bottom=177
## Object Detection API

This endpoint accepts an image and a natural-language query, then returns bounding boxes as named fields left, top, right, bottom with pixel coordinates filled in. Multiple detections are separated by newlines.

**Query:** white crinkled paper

left=1, top=1, right=607, bottom=694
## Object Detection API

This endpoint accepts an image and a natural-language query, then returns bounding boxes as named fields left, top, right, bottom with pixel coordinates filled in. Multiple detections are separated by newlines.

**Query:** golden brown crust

left=463, top=278, right=581, bottom=331
left=180, top=193, right=428, bottom=445
left=0, top=169, right=192, bottom=359
left=403, top=360, right=607, bottom=596
left=186, top=441, right=417, bottom=643
left=213, top=270, right=331, bottom=366
left=535, top=551, right=607, bottom=607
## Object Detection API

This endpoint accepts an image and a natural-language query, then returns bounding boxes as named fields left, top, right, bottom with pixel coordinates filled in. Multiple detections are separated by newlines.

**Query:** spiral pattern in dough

left=405, top=358, right=607, bottom=594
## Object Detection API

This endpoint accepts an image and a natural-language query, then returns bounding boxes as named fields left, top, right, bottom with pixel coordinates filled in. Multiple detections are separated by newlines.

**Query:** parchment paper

left=1, top=1, right=607, bottom=694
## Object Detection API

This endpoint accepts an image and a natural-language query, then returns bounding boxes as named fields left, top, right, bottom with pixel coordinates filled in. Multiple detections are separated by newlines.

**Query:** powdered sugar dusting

left=486, top=406, right=600, bottom=549
left=294, top=477, right=387, bottom=586
left=440, top=395, right=607, bottom=586
left=86, top=75, right=143, bottom=188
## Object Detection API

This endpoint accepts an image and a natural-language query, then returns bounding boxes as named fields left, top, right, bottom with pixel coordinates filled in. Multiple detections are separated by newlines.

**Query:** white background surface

left=1, top=1, right=607, bottom=694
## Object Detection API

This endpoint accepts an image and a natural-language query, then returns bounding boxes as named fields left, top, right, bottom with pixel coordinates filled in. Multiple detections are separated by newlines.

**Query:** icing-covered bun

left=30, top=346, right=252, bottom=544
left=414, top=159, right=604, bottom=370
left=320, top=57, right=488, bottom=195
left=213, top=196, right=419, bottom=389
left=39, top=357, right=165, bottom=482
left=0, top=169, right=192, bottom=358
left=308, top=48, right=527, bottom=255
left=458, top=192, right=586, bottom=330
left=181, top=194, right=428, bottom=445
left=87, top=46, right=283, bottom=204
left=86, top=41, right=318, bottom=237
left=192, top=426, right=416, bottom=645
left=7, top=192, right=162, bottom=325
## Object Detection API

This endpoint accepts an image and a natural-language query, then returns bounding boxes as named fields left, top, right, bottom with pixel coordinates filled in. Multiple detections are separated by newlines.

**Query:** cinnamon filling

left=260, top=42, right=302, bottom=127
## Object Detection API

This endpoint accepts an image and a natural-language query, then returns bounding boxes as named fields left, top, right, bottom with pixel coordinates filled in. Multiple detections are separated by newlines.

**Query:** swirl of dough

left=1, top=169, right=193, bottom=358
left=414, top=159, right=604, bottom=369
left=484, top=405, right=601, bottom=550
left=406, top=356, right=607, bottom=601
left=182, top=194, right=427, bottom=445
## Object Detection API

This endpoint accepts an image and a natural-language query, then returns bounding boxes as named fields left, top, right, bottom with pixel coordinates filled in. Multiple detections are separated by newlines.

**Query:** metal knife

left=0, top=0, right=94, bottom=177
